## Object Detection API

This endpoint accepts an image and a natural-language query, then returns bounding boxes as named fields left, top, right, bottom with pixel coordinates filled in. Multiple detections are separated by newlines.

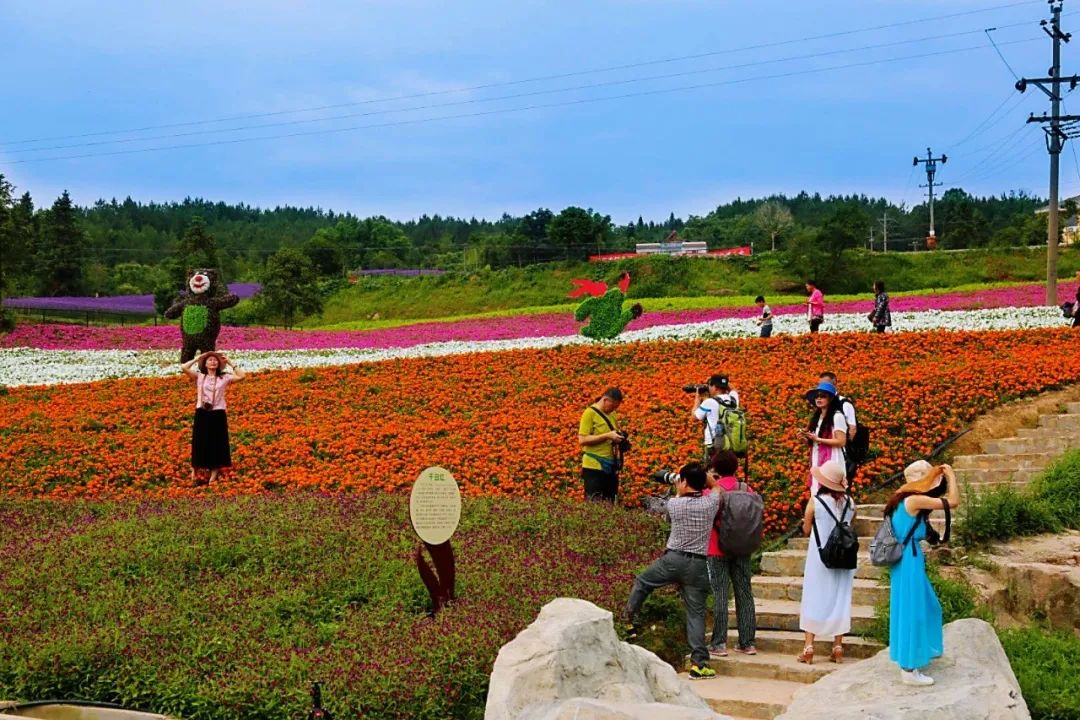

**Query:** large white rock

left=776, top=619, right=1029, bottom=720
left=485, top=598, right=726, bottom=720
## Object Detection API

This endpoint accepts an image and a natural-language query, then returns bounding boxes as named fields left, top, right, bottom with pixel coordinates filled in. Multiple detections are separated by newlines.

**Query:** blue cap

left=805, top=381, right=837, bottom=403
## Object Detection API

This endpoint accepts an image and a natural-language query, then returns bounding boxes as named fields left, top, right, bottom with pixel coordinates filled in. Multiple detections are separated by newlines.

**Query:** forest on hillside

left=0, top=172, right=1051, bottom=306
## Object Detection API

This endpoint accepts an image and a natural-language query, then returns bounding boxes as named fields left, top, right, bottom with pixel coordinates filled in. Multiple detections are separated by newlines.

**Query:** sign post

left=409, top=467, right=461, bottom=616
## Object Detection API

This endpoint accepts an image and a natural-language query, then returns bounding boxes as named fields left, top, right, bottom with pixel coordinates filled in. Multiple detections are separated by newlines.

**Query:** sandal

left=796, top=645, right=814, bottom=665
left=830, top=644, right=843, bottom=664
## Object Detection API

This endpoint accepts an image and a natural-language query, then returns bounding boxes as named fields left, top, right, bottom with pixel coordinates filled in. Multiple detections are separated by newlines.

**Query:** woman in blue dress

left=883, top=460, right=960, bottom=687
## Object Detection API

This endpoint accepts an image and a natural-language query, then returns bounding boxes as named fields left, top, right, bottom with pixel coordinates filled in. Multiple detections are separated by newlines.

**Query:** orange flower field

left=3, top=328, right=1079, bottom=534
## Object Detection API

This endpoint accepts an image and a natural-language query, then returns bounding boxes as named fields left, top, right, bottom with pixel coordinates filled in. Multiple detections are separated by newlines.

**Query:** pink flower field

left=3, top=281, right=1076, bottom=351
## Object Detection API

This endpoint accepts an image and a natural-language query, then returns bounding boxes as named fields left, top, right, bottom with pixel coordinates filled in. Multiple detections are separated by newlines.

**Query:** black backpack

left=811, top=495, right=859, bottom=570
left=840, top=397, right=871, bottom=474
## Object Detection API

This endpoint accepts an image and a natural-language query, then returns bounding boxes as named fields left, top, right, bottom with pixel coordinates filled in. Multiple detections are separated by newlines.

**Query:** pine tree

left=39, top=191, right=86, bottom=296
left=174, top=216, right=219, bottom=287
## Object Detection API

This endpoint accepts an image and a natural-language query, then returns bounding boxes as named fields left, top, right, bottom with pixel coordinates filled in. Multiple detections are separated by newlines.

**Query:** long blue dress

left=888, top=503, right=943, bottom=670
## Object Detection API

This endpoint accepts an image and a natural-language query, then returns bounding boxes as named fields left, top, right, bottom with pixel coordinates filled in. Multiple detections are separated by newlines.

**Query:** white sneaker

left=901, top=669, right=935, bottom=686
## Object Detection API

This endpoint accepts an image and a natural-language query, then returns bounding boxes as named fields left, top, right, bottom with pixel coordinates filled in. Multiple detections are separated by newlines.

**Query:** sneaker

left=901, top=669, right=935, bottom=686
left=735, top=645, right=757, bottom=655
left=708, top=645, right=729, bottom=658
left=688, top=664, right=717, bottom=680
left=624, top=623, right=642, bottom=640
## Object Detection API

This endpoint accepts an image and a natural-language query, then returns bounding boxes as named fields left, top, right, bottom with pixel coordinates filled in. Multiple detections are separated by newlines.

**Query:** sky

left=1, top=0, right=1077, bottom=223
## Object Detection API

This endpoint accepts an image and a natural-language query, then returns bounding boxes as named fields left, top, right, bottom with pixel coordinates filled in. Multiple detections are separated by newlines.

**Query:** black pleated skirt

left=192, top=408, right=232, bottom=470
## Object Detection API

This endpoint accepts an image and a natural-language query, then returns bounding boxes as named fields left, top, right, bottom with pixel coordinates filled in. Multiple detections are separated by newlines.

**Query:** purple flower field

left=2, top=283, right=262, bottom=315
left=1, top=281, right=1076, bottom=351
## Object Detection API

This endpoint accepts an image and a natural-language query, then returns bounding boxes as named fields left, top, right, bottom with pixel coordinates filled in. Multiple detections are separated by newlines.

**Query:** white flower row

left=0, top=306, right=1069, bottom=387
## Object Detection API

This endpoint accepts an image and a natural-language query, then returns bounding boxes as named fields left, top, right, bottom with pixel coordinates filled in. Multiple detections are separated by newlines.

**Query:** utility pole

left=913, top=148, right=947, bottom=244
left=880, top=212, right=891, bottom=253
left=868, top=226, right=875, bottom=251
left=1016, top=0, right=1080, bottom=305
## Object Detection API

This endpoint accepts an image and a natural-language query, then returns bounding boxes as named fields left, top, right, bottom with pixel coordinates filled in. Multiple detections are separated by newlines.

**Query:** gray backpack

left=715, top=482, right=764, bottom=557
left=869, top=512, right=922, bottom=566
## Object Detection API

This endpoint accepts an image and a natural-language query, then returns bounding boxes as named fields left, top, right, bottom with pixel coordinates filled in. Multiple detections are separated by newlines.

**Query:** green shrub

left=1000, top=627, right=1080, bottom=720
left=1030, top=449, right=1080, bottom=529
left=956, top=485, right=1061, bottom=546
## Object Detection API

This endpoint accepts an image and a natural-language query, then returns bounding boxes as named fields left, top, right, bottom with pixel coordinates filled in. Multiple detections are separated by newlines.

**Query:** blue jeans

left=759, top=325, right=773, bottom=338
left=627, top=550, right=711, bottom=665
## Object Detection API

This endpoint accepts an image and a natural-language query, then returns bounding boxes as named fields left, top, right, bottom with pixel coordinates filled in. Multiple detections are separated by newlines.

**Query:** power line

left=985, top=27, right=1023, bottom=79
left=7, top=35, right=1045, bottom=166
left=946, top=90, right=1026, bottom=149
left=5, top=25, right=1040, bottom=156
left=0, top=0, right=1047, bottom=148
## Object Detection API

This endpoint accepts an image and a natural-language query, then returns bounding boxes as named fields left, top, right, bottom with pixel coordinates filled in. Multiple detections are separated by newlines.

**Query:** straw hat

left=898, top=459, right=945, bottom=494
left=811, top=461, right=848, bottom=492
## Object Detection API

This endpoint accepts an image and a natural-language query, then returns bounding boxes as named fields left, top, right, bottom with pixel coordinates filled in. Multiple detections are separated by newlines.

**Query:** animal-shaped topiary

left=164, top=269, right=240, bottom=362
left=570, top=272, right=643, bottom=340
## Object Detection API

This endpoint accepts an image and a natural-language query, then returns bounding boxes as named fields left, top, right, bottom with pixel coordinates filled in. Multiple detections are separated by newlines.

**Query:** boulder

left=485, top=598, right=726, bottom=720
left=776, top=619, right=1029, bottom=720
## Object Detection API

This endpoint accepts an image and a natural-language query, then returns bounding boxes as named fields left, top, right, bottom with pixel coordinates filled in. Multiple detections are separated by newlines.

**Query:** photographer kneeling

left=625, top=462, right=719, bottom=680
left=578, top=387, right=629, bottom=503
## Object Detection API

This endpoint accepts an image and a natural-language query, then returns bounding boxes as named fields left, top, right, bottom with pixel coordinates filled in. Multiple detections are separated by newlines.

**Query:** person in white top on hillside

left=797, top=461, right=856, bottom=665
left=692, top=374, right=740, bottom=456
left=801, top=380, right=847, bottom=492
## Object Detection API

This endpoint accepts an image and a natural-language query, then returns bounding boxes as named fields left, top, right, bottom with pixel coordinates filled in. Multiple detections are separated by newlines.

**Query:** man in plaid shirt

left=625, top=461, right=720, bottom=679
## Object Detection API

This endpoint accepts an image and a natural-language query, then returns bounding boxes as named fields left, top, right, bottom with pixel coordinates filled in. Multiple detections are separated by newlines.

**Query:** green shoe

left=688, top=664, right=717, bottom=680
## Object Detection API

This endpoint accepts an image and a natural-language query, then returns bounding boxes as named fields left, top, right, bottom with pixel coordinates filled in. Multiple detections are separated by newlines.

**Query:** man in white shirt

left=692, top=375, right=740, bottom=455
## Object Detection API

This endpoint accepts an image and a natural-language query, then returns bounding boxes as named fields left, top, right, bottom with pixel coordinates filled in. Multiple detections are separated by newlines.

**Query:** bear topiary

left=163, top=269, right=240, bottom=362
left=569, top=272, right=643, bottom=340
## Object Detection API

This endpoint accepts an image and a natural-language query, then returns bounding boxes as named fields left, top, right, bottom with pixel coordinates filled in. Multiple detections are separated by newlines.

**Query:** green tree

left=0, top=175, right=13, bottom=302
left=173, top=216, right=219, bottom=286
left=257, top=247, right=323, bottom=327
left=781, top=227, right=830, bottom=283
left=39, top=191, right=86, bottom=296
left=548, top=207, right=612, bottom=261
left=754, top=201, right=794, bottom=251
left=302, top=234, right=345, bottom=277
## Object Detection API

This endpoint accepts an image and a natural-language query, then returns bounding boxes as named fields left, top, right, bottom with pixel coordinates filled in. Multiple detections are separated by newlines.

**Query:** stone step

left=760, top=549, right=884, bottom=581
left=951, top=452, right=1054, bottom=472
left=853, top=514, right=946, bottom=538
left=730, top=629, right=883, bottom=660
left=753, top=598, right=876, bottom=633
left=1066, top=402, right=1080, bottom=415
left=953, top=467, right=1035, bottom=483
left=982, top=436, right=1076, bottom=455
left=751, top=574, right=888, bottom=606
left=1014, top=426, right=1077, bottom=441
left=709, top=649, right=833, bottom=683
left=1038, top=413, right=1080, bottom=430
left=683, top=675, right=804, bottom=719
left=964, top=480, right=1032, bottom=494
left=857, top=503, right=885, bottom=515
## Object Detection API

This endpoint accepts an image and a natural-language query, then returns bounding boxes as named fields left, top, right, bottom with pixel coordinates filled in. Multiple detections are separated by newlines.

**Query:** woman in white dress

left=802, top=380, right=848, bottom=492
left=797, top=461, right=856, bottom=665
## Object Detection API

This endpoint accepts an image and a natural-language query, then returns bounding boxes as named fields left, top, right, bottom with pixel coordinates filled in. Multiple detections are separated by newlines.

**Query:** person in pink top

left=704, top=450, right=757, bottom=658
left=181, top=350, right=246, bottom=485
left=806, top=280, right=824, bottom=333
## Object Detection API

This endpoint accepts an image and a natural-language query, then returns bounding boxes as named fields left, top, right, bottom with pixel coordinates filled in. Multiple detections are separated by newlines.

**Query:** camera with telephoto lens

left=650, top=469, right=680, bottom=485
left=682, top=383, right=710, bottom=394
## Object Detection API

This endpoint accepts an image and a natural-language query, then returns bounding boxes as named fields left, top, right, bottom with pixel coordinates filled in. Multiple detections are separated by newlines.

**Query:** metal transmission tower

left=1016, top=0, right=1080, bottom=304
left=913, top=147, right=947, bottom=247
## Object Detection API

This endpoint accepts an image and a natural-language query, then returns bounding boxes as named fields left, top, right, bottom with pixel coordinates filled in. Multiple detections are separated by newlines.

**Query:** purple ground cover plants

left=0, top=494, right=669, bottom=720
left=2, top=283, right=262, bottom=315
left=2, top=282, right=1076, bottom=351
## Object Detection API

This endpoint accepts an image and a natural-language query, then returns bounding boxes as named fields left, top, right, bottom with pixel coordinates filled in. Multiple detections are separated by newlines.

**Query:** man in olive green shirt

left=578, top=387, right=625, bottom=502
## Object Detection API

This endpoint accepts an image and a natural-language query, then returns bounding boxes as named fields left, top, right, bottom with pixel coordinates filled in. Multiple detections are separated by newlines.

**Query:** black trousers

left=582, top=468, right=618, bottom=502
left=809, top=317, right=823, bottom=333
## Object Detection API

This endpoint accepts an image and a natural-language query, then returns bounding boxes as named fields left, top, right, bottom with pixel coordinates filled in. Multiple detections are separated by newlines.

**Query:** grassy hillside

left=309, top=246, right=1080, bottom=326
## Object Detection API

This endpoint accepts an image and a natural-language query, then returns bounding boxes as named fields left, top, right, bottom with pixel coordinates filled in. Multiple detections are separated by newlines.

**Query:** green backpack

left=717, top=405, right=748, bottom=455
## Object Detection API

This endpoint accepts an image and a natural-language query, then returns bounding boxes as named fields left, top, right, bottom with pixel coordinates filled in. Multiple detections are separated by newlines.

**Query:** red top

left=706, top=476, right=742, bottom=557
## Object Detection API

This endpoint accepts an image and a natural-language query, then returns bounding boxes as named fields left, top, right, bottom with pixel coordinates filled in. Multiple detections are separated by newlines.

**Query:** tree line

left=0, top=173, right=1053, bottom=324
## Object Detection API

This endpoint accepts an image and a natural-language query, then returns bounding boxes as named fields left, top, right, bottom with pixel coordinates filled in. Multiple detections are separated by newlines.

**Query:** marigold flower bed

left=4, top=329, right=1080, bottom=534
left=0, top=495, right=665, bottom=720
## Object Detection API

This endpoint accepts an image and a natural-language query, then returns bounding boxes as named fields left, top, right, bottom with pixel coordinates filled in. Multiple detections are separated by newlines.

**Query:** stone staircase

left=686, top=401, right=1080, bottom=719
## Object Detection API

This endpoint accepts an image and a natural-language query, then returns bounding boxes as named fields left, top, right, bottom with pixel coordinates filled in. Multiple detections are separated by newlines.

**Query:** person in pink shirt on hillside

left=704, top=450, right=757, bottom=658
left=806, top=280, right=825, bottom=334
left=181, top=350, right=246, bottom=485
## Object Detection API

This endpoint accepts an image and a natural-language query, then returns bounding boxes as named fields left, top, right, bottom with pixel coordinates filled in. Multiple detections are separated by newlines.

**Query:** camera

left=614, top=430, right=631, bottom=454
left=651, top=469, right=680, bottom=485
left=201, top=402, right=214, bottom=411
left=682, top=384, right=709, bottom=394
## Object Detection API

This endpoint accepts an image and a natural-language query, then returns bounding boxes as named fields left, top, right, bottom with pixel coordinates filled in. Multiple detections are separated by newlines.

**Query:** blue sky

left=1, top=0, right=1076, bottom=222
